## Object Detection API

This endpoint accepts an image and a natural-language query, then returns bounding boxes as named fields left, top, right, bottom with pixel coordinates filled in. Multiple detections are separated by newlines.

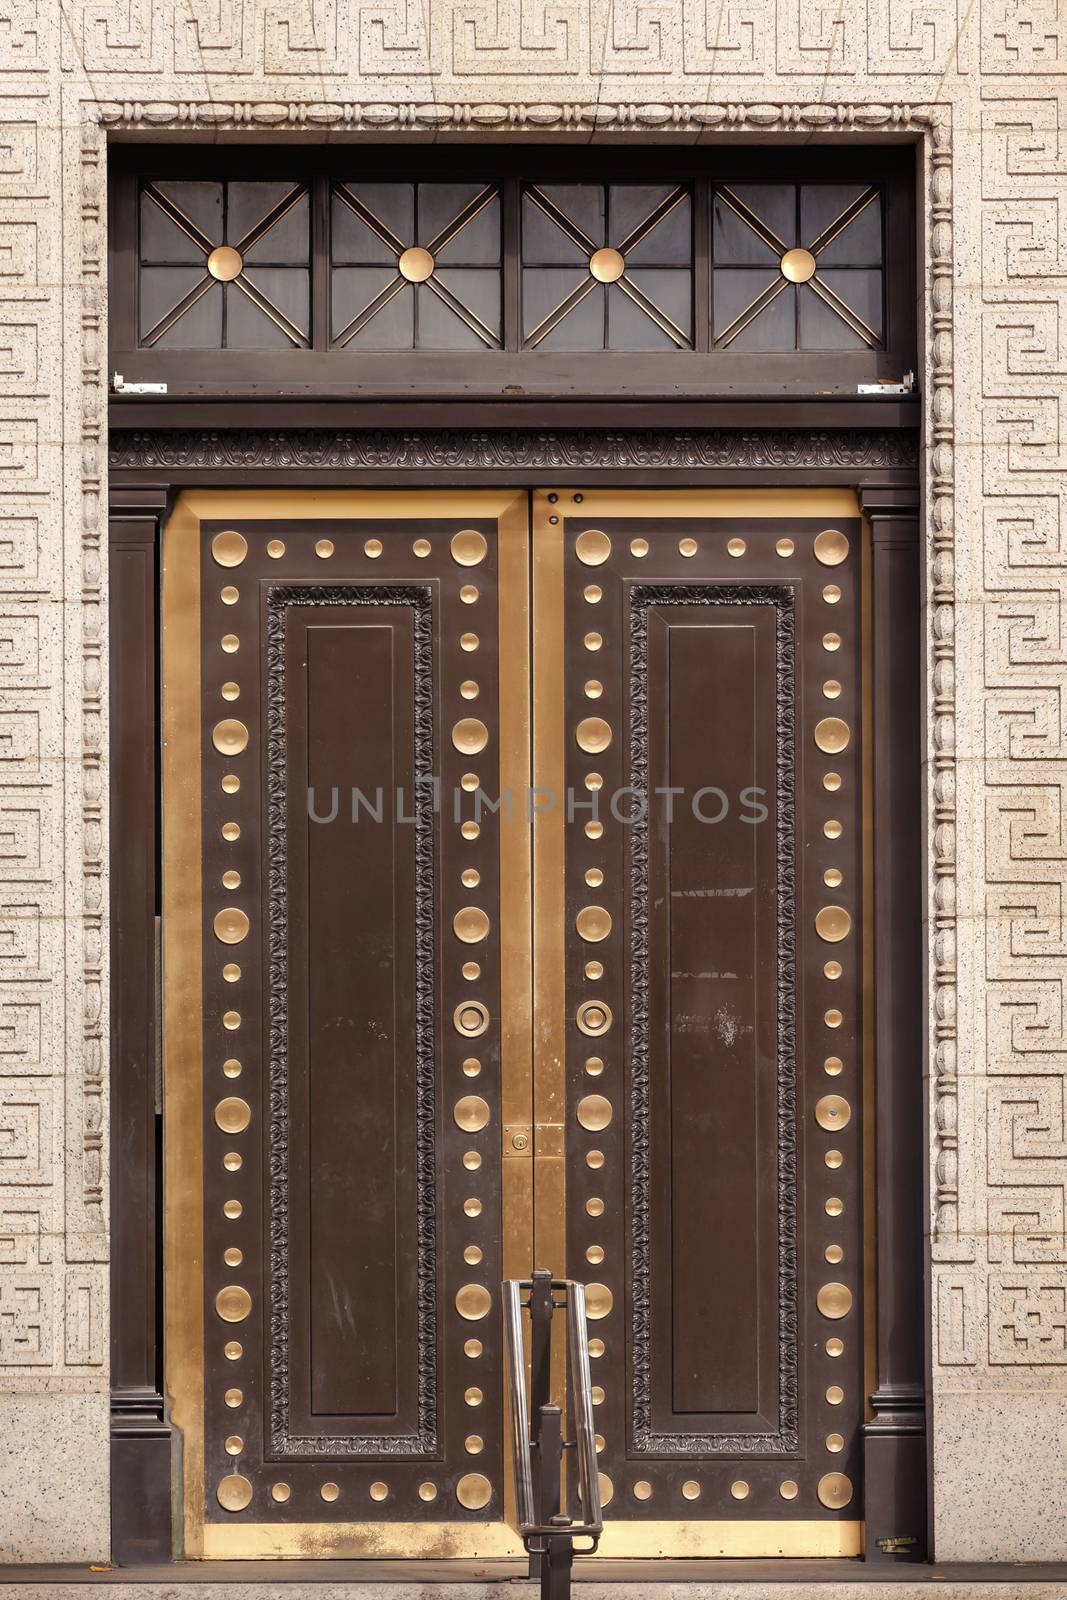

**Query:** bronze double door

left=163, top=487, right=867, bottom=1560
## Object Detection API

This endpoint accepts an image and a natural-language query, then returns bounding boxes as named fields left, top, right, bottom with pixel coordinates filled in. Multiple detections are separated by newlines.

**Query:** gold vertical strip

left=497, top=491, right=533, bottom=1535
left=531, top=492, right=568, bottom=1286
left=861, top=514, right=878, bottom=1427
left=161, top=493, right=205, bottom=1557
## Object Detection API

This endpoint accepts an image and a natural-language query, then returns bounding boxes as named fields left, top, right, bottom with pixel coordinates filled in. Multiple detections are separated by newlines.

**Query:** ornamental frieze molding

left=108, top=429, right=919, bottom=472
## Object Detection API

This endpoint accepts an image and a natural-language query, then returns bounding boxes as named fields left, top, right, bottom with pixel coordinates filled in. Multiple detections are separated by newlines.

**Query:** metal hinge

left=112, top=372, right=168, bottom=395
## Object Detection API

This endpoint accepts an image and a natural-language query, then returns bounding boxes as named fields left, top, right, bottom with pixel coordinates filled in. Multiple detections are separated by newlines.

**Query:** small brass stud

left=589, top=247, right=625, bottom=283
left=460, top=772, right=480, bottom=792
left=586, top=1245, right=605, bottom=1265
left=464, top=1197, right=482, bottom=1217
left=585, top=772, right=604, bottom=790
left=823, top=632, right=842, bottom=652
left=461, top=821, right=480, bottom=840
left=223, top=1152, right=242, bottom=1173
left=824, top=867, right=843, bottom=888
left=825, top=1196, right=844, bottom=1217
left=462, top=961, right=480, bottom=981
left=585, top=960, right=604, bottom=979
left=826, top=1245, right=845, bottom=1266
left=221, top=586, right=239, bottom=605
left=460, top=584, right=478, bottom=604
left=320, top=1482, right=340, bottom=1503
left=271, top=1482, right=291, bottom=1502
left=314, top=539, right=334, bottom=559
left=682, top=1480, right=701, bottom=1500
left=630, top=538, right=649, bottom=558
left=463, top=1151, right=481, bottom=1170
left=633, top=1480, right=652, bottom=1500
left=780, top=1479, right=799, bottom=1500
left=413, top=539, right=431, bottom=558
left=221, top=635, right=239, bottom=654
left=224, top=1387, right=243, bottom=1408
left=221, top=681, right=240, bottom=701
left=369, top=1481, right=389, bottom=1501
left=463, top=1245, right=483, bottom=1266
left=584, top=679, right=603, bottom=699
left=464, top=1386, right=483, bottom=1406
left=825, top=1148, right=844, bottom=1169
left=364, top=539, right=383, bottom=559
left=223, top=1199, right=242, bottom=1219
left=823, top=583, right=842, bottom=603
left=584, top=585, right=602, bottom=602
left=826, top=1336, right=845, bottom=1357
left=267, top=539, right=285, bottom=559
left=586, top=1150, right=605, bottom=1169
left=222, top=822, right=240, bottom=841
left=460, top=680, right=479, bottom=699
left=823, top=771, right=842, bottom=791
left=824, top=961, right=842, bottom=980
left=823, top=680, right=842, bottom=700
left=224, top=1247, right=243, bottom=1266
left=824, top=1008, right=843, bottom=1029
left=223, top=1058, right=241, bottom=1078
left=826, top=1432, right=845, bottom=1453
left=826, top=1384, right=844, bottom=1405
left=588, top=1338, right=605, bottom=1358
left=598, top=1473, right=614, bottom=1507
left=419, top=1482, right=438, bottom=1501
left=221, top=773, right=240, bottom=794
left=208, top=246, right=243, bottom=282
left=224, top=1340, right=242, bottom=1360
left=462, top=1058, right=481, bottom=1077
left=225, top=1435, right=243, bottom=1455
left=726, top=538, right=746, bottom=558
left=730, top=1480, right=750, bottom=1500
left=679, top=537, right=699, bottom=557
left=825, top=1055, right=844, bottom=1075
left=464, top=1338, right=483, bottom=1358
left=222, top=960, right=241, bottom=980
left=223, top=1010, right=241, bottom=1031
left=776, top=539, right=795, bottom=557
left=585, top=821, right=604, bottom=839
left=464, top=1434, right=484, bottom=1455
left=460, top=633, right=479, bottom=652
left=585, top=1056, right=604, bottom=1076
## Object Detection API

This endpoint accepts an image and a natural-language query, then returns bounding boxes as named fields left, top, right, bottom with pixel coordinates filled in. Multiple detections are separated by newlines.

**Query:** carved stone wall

left=0, top=0, right=1063, bottom=1566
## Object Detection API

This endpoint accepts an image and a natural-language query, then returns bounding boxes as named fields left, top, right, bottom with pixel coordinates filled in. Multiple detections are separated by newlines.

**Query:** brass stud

left=222, top=960, right=241, bottom=979
left=825, top=1148, right=844, bottom=1169
left=224, top=1340, right=242, bottom=1360
left=826, top=1336, right=845, bottom=1356
left=451, top=529, right=488, bottom=567
left=823, top=680, right=842, bottom=700
left=464, top=1197, right=482, bottom=1217
left=413, top=539, right=431, bottom=558
left=816, top=1094, right=851, bottom=1131
left=456, top=1473, right=492, bottom=1510
left=825, top=1196, right=844, bottom=1217
left=584, top=679, right=603, bottom=699
left=780, top=1479, right=799, bottom=1500
left=221, top=773, right=240, bottom=794
left=824, top=1008, right=843, bottom=1029
left=463, top=1151, right=481, bottom=1170
left=823, top=632, right=842, bottom=652
left=221, top=681, right=240, bottom=702
left=577, top=999, right=613, bottom=1037
left=584, top=1282, right=613, bottom=1319
left=633, top=1480, right=652, bottom=1500
left=824, top=961, right=842, bottom=980
left=589, top=247, right=625, bottom=283
left=814, top=717, right=850, bottom=753
left=267, top=539, right=285, bottom=559
left=225, top=1435, right=243, bottom=1455
left=726, top=538, right=746, bottom=558
left=598, top=1473, right=614, bottom=1507
left=776, top=539, right=795, bottom=557
left=320, top=1482, right=340, bottom=1503
left=462, top=964, right=480, bottom=984
left=585, top=1056, right=604, bottom=1076
left=815, top=906, right=852, bottom=943
left=364, top=539, right=383, bottom=559
left=460, top=584, right=478, bottom=603
left=588, top=1338, right=605, bottom=1359
left=825, top=1055, right=844, bottom=1076
left=452, top=718, right=489, bottom=755
left=576, top=905, right=612, bottom=942
left=826, top=1432, right=845, bottom=1453
left=212, top=530, right=248, bottom=568
left=585, top=868, right=604, bottom=888
left=223, top=1152, right=242, bottom=1173
left=823, top=583, right=842, bottom=603
left=824, top=772, right=842, bottom=791
left=585, top=960, right=604, bottom=979
left=460, top=633, right=479, bottom=652
left=462, top=1057, right=481, bottom=1077
left=454, top=1095, right=490, bottom=1132
left=224, top=1247, right=243, bottom=1267
left=584, top=631, right=603, bottom=651
left=682, top=1480, right=701, bottom=1500
left=455, top=1005, right=489, bottom=1043
left=223, top=1058, right=241, bottom=1078
left=453, top=906, right=490, bottom=943
left=595, top=1435, right=605, bottom=1453
left=630, top=538, right=649, bottom=558
left=369, top=1481, right=389, bottom=1501
left=824, top=867, right=843, bottom=889
left=818, top=1472, right=853, bottom=1509
left=586, top=1150, right=605, bottom=1169
left=224, top=1387, right=243, bottom=1408
left=586, top=1197, right=605, bottom=1217
left=585, top=772, right=604, bottom=790
left=781, top=246, right=816, bottom=282
left=220, top=586, right=239, bottom=605
left=817, top=1282, right=853, bottom=1320
left=222, top=1010, right=241, bottom=1031
left=315, top=539, right=334, bottom=559
left=814, top=530, right=850, bottom=567
left=464, top=1338, right=483, bottom=1358
left=464, top=1386, right=483, bottom=1406
left=456, top=1283, right=492, bottom=1321
left=461, top=822, right=480, bottom=840
left=221, top=635, right=239, bottom=654
left=586, top=1244, right=605, bottom=1264
left=271, top=1482, right=291, bottom=1502
left=399, top=246, right=434, bottom=282
left=216, top=1474, right=253, bottom=1512
left=208, top=246, right=243, bottom=282
left=576, top=530, right=611, bottom=567
left=577, top=1094, right=612, bottom=1131
left=213, top=719, right=249, bottom=755
left=584, top=585, right=602, bottom=603
left=591, top=1389, right=605, bottom=1411
left=464, top=1435, right=484, bottom=1455
left=585, top=821, right=604, bottom=839
left=460, top=772, right=480, bottom=792
left=679, top=537, right=699, bottom=557
left=215, top=1097, right=251, bottom=1134
left=419, top=1482, right=438, bottom=1502
left=461, top=868, right=481, bottom=889
left=576, top=718, right=612, bottom=754
left=215, top=1286, right=252, bottom=1323
left=221, top=821, right=240, bottom=841
left=826, top=1384, right=844, bottom=1405
left=730, top=1480, right=750, bottom=1500
left=460, top=680, right=479, bottom=700
left=214, top=908, right=250, bottom=945
left=223, top=1199, right=242, bottom=1219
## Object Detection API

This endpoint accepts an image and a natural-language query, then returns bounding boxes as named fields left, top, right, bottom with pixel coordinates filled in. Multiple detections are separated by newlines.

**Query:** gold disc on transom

left=780, top=247, right=816, bottom=283
left=208, top=246, right=243, bottom=282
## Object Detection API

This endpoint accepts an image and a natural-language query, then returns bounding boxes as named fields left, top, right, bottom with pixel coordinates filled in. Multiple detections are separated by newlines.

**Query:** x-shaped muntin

left=140, top=182, right=310, bottom=348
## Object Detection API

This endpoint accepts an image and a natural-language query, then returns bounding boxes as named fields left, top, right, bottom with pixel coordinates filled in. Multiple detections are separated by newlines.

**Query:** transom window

left=109, top=148, right=915, bottom=398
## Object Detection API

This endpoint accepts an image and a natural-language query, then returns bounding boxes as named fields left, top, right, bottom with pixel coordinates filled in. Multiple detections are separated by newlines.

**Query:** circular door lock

left=577, top=999, right=613, bottom=1037
left=454, top=1000, right=490, bottom=1037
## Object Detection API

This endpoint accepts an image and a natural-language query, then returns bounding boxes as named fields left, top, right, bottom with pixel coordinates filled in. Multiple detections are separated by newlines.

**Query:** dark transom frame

left=108, top=144, right=916, bottom=403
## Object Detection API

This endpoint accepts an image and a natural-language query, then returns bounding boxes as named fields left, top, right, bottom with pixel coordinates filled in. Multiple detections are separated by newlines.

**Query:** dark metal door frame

left=107, top=427, right=923, bottom=1567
